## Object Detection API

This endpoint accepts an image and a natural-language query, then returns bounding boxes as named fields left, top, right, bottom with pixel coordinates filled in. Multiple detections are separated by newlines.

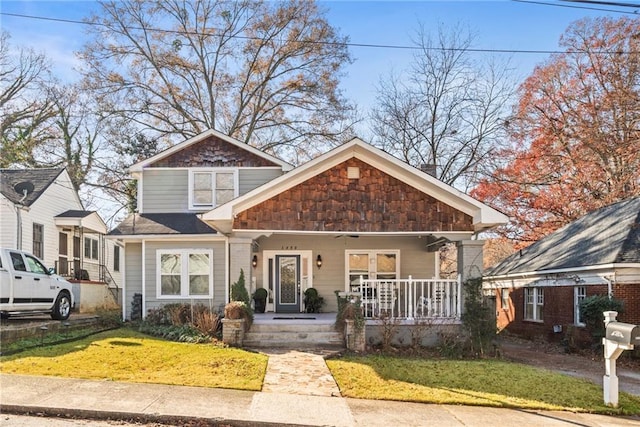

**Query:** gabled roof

left=55, top=210, right=108, bottom=234
left=485, top=197, right=640, bottom=279
left=203, top=137, right=508, bottom=233
left=0, top=168, right=66, bottom=206
left=108, top=213, right=218, bottom=237
left=128, top=129, right=293, bottom=173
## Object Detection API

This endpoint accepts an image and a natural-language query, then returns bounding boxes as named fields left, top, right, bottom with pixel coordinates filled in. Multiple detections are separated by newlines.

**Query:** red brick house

left=483, top=197, right=640, bottom=341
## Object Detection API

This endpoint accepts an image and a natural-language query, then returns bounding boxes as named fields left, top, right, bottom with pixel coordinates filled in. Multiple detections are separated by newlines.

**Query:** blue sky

left=0, top=1, right=631, bottom=120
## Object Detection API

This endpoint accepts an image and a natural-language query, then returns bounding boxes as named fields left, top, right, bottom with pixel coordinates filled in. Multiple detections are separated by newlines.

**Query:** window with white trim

left=346, top=250, right=399, bottom=290
left=189, top=169, right=238, bottom=209
left=524, top=287, right=543, bottom=321
left=84, top=237, right=99, bottom=260
left=574, top=286, right=586, bottom=326
left=157, top=249, right=213, bottom=298
left=501, top=288, right=509, bottom=310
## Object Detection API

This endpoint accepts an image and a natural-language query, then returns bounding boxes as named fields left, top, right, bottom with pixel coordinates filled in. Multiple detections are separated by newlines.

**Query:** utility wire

left=513, top=0, right=639, bottom=14
left=1, top=11, right=638, bottom=55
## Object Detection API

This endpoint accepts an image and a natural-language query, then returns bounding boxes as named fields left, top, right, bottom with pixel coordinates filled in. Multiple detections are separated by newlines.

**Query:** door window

left=25, top=255, right=48, bottom=274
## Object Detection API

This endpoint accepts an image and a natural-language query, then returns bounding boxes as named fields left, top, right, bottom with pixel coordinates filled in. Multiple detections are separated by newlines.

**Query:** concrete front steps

left=243, top=313, right=344, bottom=348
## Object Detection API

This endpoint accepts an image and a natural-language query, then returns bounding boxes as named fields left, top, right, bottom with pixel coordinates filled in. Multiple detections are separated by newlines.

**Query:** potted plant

left=303, top=288, right=324, bottom=313
left=252, top=288, right=268, bottom=313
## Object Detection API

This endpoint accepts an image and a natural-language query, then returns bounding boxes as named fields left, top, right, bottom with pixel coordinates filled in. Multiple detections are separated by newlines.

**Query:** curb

left=0, top=404, right=311, bottom=427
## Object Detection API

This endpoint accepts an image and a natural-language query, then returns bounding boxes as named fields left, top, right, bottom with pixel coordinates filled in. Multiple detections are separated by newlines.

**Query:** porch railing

left=352, top=275, right=461, bottom=319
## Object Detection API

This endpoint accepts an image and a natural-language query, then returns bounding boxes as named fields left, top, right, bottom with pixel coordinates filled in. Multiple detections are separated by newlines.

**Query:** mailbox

left=605, top=322, right=640, bottom=346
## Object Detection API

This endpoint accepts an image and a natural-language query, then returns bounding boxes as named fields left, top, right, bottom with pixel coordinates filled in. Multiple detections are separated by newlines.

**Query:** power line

left=514, top=0, right=639, bottom=14
left=1, top=11, right=638, bottom=56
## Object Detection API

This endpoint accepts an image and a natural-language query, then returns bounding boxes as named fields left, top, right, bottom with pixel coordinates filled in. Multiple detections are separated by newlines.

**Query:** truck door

left=23, top=253, right=56, bottom=308
left=9, top=251, right=32, bottom=305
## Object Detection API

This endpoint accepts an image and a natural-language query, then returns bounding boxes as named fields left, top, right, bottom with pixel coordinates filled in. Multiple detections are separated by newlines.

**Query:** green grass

left=0, top=328, right=267, bottom=391
left=327, top=355, right=640, bottom=416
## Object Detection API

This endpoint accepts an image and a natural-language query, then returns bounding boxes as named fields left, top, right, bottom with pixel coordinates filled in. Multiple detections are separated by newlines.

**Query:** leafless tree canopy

left=80, top=0, right=358, bottom=163
left=0, top=31, right=57, bottom=167
left=370, top=24, right=515, bottom=190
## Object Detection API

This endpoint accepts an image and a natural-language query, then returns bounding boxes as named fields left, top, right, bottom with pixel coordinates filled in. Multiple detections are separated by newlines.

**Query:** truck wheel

left=51, top=293, right=71, bottom=320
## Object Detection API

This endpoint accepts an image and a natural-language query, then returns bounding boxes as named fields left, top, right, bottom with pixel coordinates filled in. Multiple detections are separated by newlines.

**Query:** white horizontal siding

left=21, top=172, right=83, bottom=267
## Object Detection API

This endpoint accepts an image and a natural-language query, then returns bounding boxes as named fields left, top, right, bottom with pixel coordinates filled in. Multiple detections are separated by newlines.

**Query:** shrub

left=140, top=303, right=220, bottom=341
left=461, top=277, right=496, bottom=358
left=303, top=288, right=325, bottom=313
left=230, top=269, right=251, bottom=304
left=580, top=295, right=624, bottom=341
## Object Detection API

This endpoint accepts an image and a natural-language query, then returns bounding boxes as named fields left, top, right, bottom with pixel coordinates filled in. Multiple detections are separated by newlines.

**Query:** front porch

left=235, top=277, right=463, bottom=350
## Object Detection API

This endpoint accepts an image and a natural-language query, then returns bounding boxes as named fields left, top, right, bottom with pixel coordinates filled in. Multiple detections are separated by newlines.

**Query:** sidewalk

left=2, top=373, right=639, bottom=426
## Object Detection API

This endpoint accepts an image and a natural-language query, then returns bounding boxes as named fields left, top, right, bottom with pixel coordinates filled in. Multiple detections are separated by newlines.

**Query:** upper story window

left=189, top=169, right=238, bottom=210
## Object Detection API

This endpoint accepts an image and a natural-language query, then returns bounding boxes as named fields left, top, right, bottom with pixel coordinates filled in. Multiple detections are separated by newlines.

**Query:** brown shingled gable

left=233, top=158, right=473, bottom=232
left=150, top=134, right=279, bottom=167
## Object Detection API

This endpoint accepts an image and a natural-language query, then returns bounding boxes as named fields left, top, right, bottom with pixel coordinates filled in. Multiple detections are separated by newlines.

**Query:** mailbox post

left=602, top=311, right=640, bottom=407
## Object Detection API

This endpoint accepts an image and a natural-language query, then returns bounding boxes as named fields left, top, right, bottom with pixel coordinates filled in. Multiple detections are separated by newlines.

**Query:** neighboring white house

left=0, top=167, right=122, bottom=312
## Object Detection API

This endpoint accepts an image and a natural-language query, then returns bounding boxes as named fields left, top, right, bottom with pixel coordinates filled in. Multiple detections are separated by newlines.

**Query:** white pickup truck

left=0, top=248, right=74, bottom=320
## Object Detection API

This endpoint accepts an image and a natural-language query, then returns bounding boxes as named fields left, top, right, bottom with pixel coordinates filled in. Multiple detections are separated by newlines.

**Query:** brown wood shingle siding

left=234, top=158, right=473, bottom=232
left=150, top=135, right=279, bottom=167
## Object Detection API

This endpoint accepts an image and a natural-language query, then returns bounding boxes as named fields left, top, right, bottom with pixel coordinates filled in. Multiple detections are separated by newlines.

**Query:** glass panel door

left=275, top=255, right=300, bottom=313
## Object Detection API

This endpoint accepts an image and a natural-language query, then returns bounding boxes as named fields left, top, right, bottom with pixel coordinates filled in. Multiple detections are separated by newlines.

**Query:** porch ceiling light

left=252, top=255, right=258, bottom=268
left=316, top=254, right=323, bottom=268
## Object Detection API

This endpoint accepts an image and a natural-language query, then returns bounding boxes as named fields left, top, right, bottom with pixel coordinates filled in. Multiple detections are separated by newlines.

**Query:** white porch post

left=229, top=237, right=253, bottom=301
left=456, top=239, right=485, bottom=314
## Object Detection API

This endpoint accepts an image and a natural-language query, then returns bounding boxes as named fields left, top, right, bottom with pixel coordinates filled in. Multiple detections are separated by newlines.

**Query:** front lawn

left=327, top=355, right=640, bottom=416
left=0, top=328, right=267, bottom=391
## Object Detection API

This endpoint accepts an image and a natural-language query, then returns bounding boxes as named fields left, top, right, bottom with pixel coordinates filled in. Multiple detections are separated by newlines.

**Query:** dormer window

left=189, top=169, right=238, bottom=210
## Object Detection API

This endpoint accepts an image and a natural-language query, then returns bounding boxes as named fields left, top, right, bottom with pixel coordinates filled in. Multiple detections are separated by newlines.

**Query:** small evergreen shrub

left=461, top=277, right=496, bottom=358
left=579, top=295, right=624, bottom=342
left=230, top=269, right=251, bottom=305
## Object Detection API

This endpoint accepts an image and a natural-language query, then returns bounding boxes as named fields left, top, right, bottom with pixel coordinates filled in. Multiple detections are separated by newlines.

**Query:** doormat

left=272, top=317, right=316, bottom=320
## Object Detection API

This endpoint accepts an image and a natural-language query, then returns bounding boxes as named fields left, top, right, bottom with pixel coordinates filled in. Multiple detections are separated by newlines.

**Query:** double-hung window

left=189, top=169, right=238, bottom=210
left=524, top=287, right=544, bottom=321
left=32, top=223, right=44, bottom=259
left=501, top=288, right=510, bottom=310
left=157, top=249, right=213, bottom=298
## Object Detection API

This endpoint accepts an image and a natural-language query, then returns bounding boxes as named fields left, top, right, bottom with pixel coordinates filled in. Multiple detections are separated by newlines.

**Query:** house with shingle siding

left=109, top=129, right=507, bottom=322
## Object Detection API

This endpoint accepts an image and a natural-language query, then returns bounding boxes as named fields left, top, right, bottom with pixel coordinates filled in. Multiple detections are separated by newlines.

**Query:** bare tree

left=80, top=0, right=357, bottom=163
left=371, top=24, right=515, bottom=190
left=0, top=31, right=57, bottom=167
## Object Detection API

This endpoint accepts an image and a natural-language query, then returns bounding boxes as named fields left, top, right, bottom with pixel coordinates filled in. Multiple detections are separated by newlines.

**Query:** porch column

left=457, top=239, right=485, bottom=314
left=229, top=237, right=253, bottom=300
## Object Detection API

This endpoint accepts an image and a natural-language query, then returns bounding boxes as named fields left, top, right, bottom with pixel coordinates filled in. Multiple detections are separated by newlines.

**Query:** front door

left=275, top=255, right=300, bottom=313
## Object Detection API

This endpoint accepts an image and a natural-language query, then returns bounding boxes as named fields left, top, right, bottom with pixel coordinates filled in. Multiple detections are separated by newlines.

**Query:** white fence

left=352, top=276, right=461, bottom=319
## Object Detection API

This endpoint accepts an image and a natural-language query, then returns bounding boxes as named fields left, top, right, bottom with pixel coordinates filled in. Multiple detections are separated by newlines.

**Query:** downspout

left=15, top=190, right=28, bottom=250
left=604, top=276, right=613, bottom=300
